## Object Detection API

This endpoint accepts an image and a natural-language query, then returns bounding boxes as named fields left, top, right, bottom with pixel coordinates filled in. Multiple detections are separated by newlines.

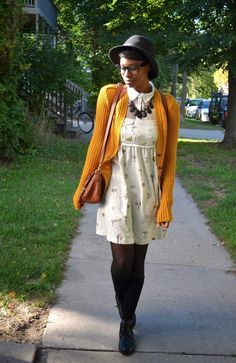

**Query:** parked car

left=195, top=99, right=211, bottom=122
left=185, top=98, right=203, bottom=117
left=184, top=98, right=191, bottom=108
left=208, top=92, right=228, bottom=127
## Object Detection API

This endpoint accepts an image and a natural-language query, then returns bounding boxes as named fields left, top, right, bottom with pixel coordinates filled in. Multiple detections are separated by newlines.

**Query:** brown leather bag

left=79, top=84, right=125, bottom=205
left=79, top=167, right=106, bottom=204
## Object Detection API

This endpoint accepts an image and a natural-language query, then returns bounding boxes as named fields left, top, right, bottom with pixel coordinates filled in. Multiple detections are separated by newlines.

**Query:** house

left=22, top=0, right=89, bottom=137
left=22, top=0, right=57, bottom=47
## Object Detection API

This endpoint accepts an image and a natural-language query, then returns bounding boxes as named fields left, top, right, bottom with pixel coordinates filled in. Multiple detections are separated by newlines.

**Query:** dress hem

left=96, top=230, right=164, bottom=245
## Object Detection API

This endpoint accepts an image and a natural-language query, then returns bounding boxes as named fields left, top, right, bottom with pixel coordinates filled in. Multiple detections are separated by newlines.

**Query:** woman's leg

left=110, top=242, right=148, bottom=356
left=110, top=243, right=134, bottom=305
left=122, top=244, right=148, bottom=320
left=110, top=242, right=148, bottom=320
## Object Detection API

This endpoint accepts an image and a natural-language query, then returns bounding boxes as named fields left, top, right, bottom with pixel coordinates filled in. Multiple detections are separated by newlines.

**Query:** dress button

left=158, top=166, right=162, bottom=170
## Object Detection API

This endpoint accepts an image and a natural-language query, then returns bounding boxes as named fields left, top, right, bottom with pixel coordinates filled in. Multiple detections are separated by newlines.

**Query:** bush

left=0, top=1, right=35, bottom=161
left=20, top=35, right=80, bottom=116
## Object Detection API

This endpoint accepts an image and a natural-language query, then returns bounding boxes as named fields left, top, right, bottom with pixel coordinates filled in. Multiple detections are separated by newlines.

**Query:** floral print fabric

left=96, top=105, right=166, bottom=245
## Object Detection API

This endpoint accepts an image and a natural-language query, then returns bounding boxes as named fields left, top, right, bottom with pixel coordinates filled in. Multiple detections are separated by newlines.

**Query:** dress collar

left=127, top=82, right=155, bottom=102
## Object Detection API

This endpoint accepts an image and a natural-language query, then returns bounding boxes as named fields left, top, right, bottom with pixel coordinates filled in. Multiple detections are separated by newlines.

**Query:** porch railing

left=45, top=80, right=89, bottom=136
left=24, top=0, right=35, bottom=6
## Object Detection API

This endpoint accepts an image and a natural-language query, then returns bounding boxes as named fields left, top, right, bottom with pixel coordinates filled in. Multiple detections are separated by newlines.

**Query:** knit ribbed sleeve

left=73, top=85, right=116, bottom=209
left=156, top=95, right=180, bottom=222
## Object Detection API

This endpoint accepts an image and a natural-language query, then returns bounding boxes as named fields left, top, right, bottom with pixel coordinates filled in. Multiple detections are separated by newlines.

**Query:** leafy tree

left=186, top=67, right=216, bottom=99
left=214, top=68, right=229, bottom=94
left=153, top=0, right=236, bottom=146
left=54, top=0, right=118, bottom=97
left=54, top=0, right=174, bottom=95
left=20, top=34, right=79, bottom=115
left=54, top=0, right=236, bottom=146
left=112, top=0, right=236, bottom=145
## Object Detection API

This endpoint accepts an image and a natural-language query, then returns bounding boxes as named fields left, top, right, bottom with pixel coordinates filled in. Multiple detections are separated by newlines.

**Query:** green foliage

left=0, top=87, right=34, bottom=160
left=156, top=55, right=172, bottom=92
left=20, top=35, right=79, bottom=115
left=180, top=1, right=236, bottom=73
left=183, top=66, right=216, bottom=99
left=0, top=0, right=35, bottom=160
left=52, top=0, right=221, bottom=96
left=54, top=0, right=156, bottom=94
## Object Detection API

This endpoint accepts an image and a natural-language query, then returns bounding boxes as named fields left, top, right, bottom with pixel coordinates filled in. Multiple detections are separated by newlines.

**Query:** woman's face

left=119, top=57, right=150, bottom=92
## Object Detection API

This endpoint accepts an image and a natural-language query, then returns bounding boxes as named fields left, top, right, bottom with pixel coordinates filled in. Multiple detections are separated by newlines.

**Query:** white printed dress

left=96, top=85, right=165, bottom=244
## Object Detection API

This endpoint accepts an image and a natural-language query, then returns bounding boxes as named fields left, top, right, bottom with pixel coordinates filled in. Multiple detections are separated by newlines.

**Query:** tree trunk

left=180, top=70, right=187, bottom=124
left=171, top=63, right=178, bottom=97
left=223, top=1, right=236, bottom=147
left=222, top=67, right=236, bottom=146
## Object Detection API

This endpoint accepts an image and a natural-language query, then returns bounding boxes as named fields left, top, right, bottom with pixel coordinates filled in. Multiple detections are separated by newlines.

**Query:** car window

left=189, top=99, right=202, bottom=106
left=202, top=100, right=210, bottom=107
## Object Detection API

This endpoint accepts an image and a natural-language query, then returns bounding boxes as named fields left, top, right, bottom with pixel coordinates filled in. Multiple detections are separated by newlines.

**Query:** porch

left=22, top=0, right=57, bottom=36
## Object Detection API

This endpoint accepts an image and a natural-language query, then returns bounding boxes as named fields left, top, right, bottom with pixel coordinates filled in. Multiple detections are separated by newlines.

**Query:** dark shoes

left=115, top=295, right=136, bottom=328
left=118, top=319, right=135, bottom=355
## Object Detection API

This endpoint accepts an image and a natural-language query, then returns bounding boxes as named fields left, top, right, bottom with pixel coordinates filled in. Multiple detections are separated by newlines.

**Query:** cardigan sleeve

left=73, top=85, right=116, bottom=209
left=157, top=95, right=180, bottom=222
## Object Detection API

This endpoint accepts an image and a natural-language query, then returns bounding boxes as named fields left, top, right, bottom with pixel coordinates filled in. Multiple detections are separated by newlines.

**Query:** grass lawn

left=177, top=139, right=236, bottom=261
left=181, top=117, right=223, bottom=130
left=0, top=135, right=88, bottom=342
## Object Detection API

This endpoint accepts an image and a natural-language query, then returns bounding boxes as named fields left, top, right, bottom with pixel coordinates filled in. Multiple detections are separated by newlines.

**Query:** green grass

left=181, top=117, right=222, bottom=130
left=0, top=135, right=88, bottom=305
left=177, top=139, right=236, bottom=261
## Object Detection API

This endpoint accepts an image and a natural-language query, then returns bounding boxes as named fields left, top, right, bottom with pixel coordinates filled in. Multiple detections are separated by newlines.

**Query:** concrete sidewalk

left=179, top=128, right=224, bottom=141
left=39, top=179, right=236, bottom=362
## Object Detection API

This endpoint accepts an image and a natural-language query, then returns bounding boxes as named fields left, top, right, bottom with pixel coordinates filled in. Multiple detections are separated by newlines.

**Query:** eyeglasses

left=116, top=63, right=147, bottom=75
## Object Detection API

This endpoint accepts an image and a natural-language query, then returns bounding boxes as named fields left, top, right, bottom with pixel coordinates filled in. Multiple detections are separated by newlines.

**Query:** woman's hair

left=119, top=49, right=148, bottom=63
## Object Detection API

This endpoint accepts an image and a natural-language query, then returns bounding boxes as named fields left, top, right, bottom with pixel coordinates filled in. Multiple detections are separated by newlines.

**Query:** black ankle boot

left=115, top=295, right=136, bottom=328
left=118, top=319, right=135, bottom=355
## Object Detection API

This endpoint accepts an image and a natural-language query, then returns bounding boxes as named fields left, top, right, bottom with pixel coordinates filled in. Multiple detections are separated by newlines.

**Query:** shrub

left=0, top=0, right=35, bottom=160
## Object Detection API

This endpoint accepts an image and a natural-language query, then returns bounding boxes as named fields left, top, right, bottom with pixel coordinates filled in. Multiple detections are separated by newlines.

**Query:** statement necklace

left=128, top=98, right=154, bottom=119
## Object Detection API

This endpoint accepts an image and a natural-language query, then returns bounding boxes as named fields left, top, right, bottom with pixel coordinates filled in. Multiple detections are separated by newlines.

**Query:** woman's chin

left=124, top=80, right=135, bottom=88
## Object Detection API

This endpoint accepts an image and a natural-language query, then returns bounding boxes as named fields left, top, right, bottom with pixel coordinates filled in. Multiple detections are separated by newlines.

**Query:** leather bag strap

left=98, top=83, right=126, bottom=167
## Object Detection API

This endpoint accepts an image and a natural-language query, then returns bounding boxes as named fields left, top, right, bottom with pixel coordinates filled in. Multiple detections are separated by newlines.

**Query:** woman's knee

left=130, top=244, right=148, bottom=278
left=110, top=243, right=134, bottom=278
left=111, top=257, right=132, bottom=279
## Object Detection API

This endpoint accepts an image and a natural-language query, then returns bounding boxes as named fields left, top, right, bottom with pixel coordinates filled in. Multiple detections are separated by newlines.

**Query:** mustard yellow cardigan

left=73, top=84, right=180, bottom=223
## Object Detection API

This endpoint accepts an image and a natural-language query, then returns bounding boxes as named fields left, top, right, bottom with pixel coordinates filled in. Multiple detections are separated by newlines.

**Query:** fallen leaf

left=8, top=291, right=17, bottom=299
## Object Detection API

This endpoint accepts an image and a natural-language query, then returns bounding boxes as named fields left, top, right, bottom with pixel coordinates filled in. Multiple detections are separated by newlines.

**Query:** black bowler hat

left=109, top=35, right=158, bottom=79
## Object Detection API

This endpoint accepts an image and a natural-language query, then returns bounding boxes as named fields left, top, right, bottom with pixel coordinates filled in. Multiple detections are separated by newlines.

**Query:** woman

left=73, top=35, right=180, bottom=355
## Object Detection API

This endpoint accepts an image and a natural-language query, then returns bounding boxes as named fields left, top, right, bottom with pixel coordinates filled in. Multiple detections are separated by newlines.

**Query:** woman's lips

left=124, top=79, right=134, bottom=85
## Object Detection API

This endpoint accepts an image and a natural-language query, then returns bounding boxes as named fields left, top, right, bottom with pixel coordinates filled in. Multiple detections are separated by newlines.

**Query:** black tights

left=110, top=243, right=148, bottom=320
